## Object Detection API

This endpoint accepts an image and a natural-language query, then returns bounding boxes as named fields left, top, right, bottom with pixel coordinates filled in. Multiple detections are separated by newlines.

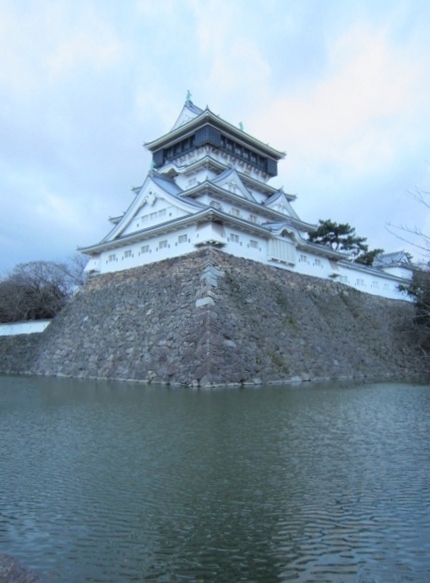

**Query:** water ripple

left=0, top=378, right=430, bottom=582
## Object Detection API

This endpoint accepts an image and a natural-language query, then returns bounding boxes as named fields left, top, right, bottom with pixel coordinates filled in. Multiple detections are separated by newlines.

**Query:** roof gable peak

left=264, top=189, right=300, bottom=219
left=211, top=167, right=255, bottom=202
left=171, top=99, right=204, bottom=131
left=99, top=173, right=204, bottom=244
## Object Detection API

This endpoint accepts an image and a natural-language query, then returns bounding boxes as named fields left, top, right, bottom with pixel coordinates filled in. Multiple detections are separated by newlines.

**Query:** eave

left=80, top=206, right=349, bottom=264
left=145, top=109, right=285, bottom=160
left=298, top=240, right=347, bottom=260
left=338, top=259, right=412, bottom=282
left=80, top=207, right=277, bottom=256
left=161, top=154, right=294, bottom=199
left=182, top=181, right=313, bottom=232
left=108, top=215, right=123, bottom=225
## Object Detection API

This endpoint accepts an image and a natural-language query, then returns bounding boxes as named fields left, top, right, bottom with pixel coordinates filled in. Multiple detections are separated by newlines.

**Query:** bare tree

left=63, top=253, right=89, bottom=289
left=0, top=281, right=33, bottom=323
left=0, top=254, right=88, bottom=323
left=387, top=187, right=430, bottom=259
left=388, top=185, right=430, bottom=366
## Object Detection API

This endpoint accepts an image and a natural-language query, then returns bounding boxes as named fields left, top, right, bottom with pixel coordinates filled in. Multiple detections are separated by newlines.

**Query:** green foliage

left=308, top=219, right=366, bottom=253
left=268, top=350, right=290, bottom=373
left=354, top=248, right=385, bottom=266
left=308, top=219, right=383, bottom=265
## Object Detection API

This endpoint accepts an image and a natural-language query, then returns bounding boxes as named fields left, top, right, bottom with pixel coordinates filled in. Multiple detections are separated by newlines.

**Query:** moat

left=1, top=376, right=429, bottom=582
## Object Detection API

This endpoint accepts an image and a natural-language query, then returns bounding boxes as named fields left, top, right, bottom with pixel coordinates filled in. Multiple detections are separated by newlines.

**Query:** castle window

left=159, top=240, right=168, bottom=249
left=339, top=276, right=348, bottom=284
left=314, top=258, right=322, bottom=266
left=250, top=240, right=258, bottom=249
left=230, top=208, right=240, bottom=218
left=249, top=214, right=257, bottom=223
left=178, top=234, right=187, bottom=244
left=141, top=245, right=149, bottom=254
left=356, top=279, right=364, bottom=286
left=158, top=209, right=166, bottom=218
left=164, top=135, right=195, bottom=162
left=108, top=253, right=116, bottom=262
left=124, top=250, right=132, bottom=258
left=230, top=234, right=239, bottom=242
left=300, top=254, right=307, bottom=262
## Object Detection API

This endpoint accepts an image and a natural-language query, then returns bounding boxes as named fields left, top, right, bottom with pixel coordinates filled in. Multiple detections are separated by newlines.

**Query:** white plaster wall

left=122, top=200, right=179, bottom=237
left=98, top=227, right=196, bottom=273
left=88, top=227, right=412, bottom=301
left=337, top=263, right=409, bottom=300
left=194, top=222, right=227, bottom=246
left=293, top=253, right=332, bottom=278
left=196, top=194, right=217, bottom=206
left=249, top=190, right=267, bottom=204
left=0, top=320, right=51, bottom=336
left=262, top=247, right=410, bottom=301
left=223, top=231, right=266, bottom=261
left=381, top=266, right=413, bottom=279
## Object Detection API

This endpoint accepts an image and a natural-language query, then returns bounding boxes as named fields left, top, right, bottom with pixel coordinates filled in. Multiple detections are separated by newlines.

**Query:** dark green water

left=0, top=376, right=429, bottom=582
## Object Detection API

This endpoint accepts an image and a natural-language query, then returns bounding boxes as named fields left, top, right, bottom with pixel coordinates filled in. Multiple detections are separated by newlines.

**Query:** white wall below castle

left=87, top=227, right=411, bottom=302
left=95, top=228, right=196, bottom=273
left=0, top=320, right=51, bottom=336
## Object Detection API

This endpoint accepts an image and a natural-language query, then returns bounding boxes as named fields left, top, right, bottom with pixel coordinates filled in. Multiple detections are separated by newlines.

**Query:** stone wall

left=0, top=554, right=39, bottom=583
left=0, top=249, right=425, bottom=386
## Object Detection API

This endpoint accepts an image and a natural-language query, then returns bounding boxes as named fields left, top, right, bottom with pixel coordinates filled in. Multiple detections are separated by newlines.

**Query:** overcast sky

left=1, top=0, right=430, bottom=275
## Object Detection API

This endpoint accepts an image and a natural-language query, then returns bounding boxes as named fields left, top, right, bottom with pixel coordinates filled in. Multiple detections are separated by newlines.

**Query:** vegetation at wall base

left=400, top=269, right=430, bottom=352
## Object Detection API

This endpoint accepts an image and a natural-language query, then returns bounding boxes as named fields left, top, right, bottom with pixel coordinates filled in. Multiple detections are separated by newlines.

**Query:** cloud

left=0, top=0, right=430, bottom=272
left=0, top=1, right=123, bottom=99
left=255, top=23, right=429, bottom=181
left=49, top=28, right=122, bottom=75
left=189, top=0, right=272, bottom=108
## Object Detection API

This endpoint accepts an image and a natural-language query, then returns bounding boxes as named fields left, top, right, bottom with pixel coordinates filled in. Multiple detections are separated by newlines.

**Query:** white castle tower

left=80, top=96, right=412, bottom=301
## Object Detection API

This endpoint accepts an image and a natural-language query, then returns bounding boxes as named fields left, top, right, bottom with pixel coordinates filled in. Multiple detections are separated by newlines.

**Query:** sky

left=1, top=0, right=430, bottom=275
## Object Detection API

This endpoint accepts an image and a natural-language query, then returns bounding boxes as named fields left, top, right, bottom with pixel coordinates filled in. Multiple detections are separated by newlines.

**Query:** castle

left=81, top=96, right=412, bottom=301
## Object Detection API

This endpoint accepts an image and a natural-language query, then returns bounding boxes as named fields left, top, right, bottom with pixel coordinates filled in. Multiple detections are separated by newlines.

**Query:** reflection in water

left=0, top=376, right=429, bottom=582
